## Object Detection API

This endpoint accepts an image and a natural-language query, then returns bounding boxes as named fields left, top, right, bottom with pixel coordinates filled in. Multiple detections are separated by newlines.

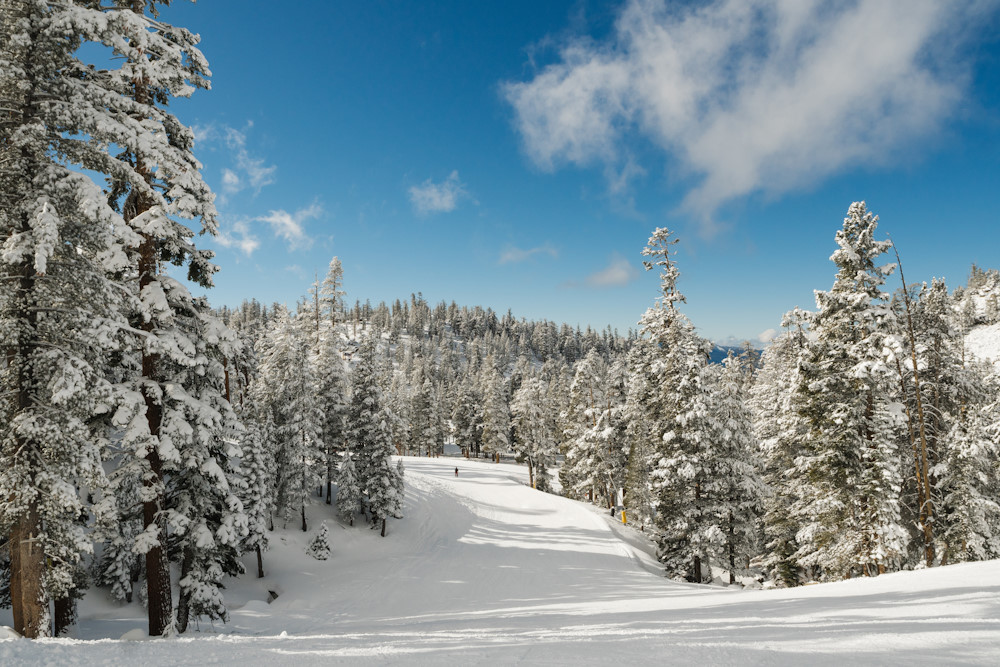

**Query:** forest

left=2, top=0, right=999, bottom=643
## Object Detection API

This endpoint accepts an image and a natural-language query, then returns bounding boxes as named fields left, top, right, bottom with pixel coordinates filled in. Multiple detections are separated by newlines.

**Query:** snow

left=2, top=456, right=1000, bottom=664
left=966, top=322, right=1000, bottom=369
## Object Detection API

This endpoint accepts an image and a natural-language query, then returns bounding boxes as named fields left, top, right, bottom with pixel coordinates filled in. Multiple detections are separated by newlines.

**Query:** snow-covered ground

left=967, top=322, right=1000, bottom=368
left=3, top=457, right=999, bottom=664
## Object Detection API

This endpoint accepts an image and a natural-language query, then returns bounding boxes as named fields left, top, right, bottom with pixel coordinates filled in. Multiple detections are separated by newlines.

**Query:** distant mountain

left=709, top=344, right=760, bottom=365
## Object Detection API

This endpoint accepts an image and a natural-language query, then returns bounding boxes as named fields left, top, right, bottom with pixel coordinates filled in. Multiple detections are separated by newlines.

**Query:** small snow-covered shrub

left=306, top=524, right=331, bottom=560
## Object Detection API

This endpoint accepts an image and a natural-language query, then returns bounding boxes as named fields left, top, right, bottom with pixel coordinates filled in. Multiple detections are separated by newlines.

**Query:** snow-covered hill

left=2, top=457, right=999, bottom=664
left=967, top=322, right=1000, bottom=369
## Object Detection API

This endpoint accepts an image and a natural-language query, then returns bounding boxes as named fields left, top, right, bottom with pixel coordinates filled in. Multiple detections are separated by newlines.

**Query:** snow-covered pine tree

left=96, top=470, right=143, bottom=604
left=451, top=372, right=483, bottom=458
left=305, top=524, right=331, bottom=561
left=480, top=362, right=510, bottom=461
left=254, top=308, right=324, bottom=532
left=240, top=403, right=273, bottom=579
left=749, top=308, right=810, bottom=587
left=511, top=376, right=558, bottom=491
left=320, top=256, right=346, bottom=328
left=336, top=451, right=363, bottom=526
left=348, top=335, right=402, bottom=536
left=81, top=0, right=220, bottom=637
left=168, top=301, right=248, bottom=634
left=314, top=329, right=348, bottom=504
left=559, top=350, right=608, bottom=502
left=580, top=357, right=630, bottom=512
left=792, top=202, right=907, bottom=579
left=409, top=361, right=439, bottom=457
left=935, top=395, right=1000, bottom=563
left=622, top=341, right=657, bottom=530
left=635, top=228, right=715, bottom=582
left=707, top=356, right=767, bottom=584
left=0, top=0, right=165, bottom=636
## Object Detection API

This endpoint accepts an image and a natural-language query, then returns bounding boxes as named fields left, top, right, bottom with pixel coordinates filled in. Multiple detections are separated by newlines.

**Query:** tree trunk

left=381, top=518, right=386, bottom=537
left=9, top=521, right=23, bottom=634
left=54, top=595, right=74, bottom=636
left=17, top=502, right=46, bottom=638
left=256, top=544, right=265, bottom=579
left=176, top=547, right=193, bottom=634
left=728, top=510, right=736, bottom=585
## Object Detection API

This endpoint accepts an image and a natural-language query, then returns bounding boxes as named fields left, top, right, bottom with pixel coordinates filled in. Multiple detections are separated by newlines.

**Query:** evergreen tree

left=336, top=452, right=363, bottom=526
left=636, top=228, right=715, bottom=582
left=255, top=309, right=324, bottom=532
left=348, top=335, right=402, bottom=536
left=480, top=363, right=510, bottom=460
left=792, top=202, right=907, bottom=578
left=749, top=309, right=810, bottom=586
left=305, top=524, right=331, bottom=561
left=511, top=376, right=558, bottom=491
left=240, top=407, right=273, bottom=579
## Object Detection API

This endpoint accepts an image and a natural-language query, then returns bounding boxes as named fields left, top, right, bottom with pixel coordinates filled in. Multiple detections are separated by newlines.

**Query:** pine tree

left=707, top=356, right=767, bottom=584
left=314, top=331, right=348, bottom=504
left=348, top=335, right=402, bottom=536
left=480, top=363, right=510, bottom=460
left=320, top=256, right=346, bottom=328
left=240, top=406, right=273, bottom=579
left=336, top=452, right=363, bottom=526
left=792, top=202, right=907, bottom=579
left=255, top=309, right=324, bottom=533
left=0, top=0, right=168, bottom=636
left=452, top=372, right=483, bottom=457
left=511, top=376, right=558, bottom=491
left=635, top=228, right=715, bottom=582
left=305, top=524, right=331, bottom=561
left=749, top=309, right=810, bottom=586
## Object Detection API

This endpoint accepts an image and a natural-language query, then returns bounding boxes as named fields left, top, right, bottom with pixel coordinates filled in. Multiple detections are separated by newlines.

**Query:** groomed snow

left=2, top=456, right=999, bottom=664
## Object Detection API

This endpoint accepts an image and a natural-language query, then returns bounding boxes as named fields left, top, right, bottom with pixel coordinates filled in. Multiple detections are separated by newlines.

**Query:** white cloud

left=221, top=168, right=241, bottom=194
left=499, top=243, right=559, bottom=264
left=224, top=125, right=276, bottom=193
left=505, top=0, right=991, bottom=224
left=757, top=328, right=778, bottom=344
left=408, top=170, right=468, bottom=215
left=257, top=202, right=323, bottom=250
left=586, top=253, right=638, bottom=287
left=215, top=218, right=260, bottom=256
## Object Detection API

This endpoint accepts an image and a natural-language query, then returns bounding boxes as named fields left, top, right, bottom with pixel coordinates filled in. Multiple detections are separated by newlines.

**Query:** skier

left=454, top=467, right=459, bottom=477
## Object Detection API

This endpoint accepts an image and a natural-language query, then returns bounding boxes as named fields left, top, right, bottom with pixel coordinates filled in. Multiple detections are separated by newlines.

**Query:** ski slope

left=3, top=456, right=1000, bottom=664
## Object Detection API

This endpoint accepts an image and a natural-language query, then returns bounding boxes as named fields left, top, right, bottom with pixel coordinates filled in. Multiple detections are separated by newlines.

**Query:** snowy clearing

left=2, top=456, right=999, bottom=665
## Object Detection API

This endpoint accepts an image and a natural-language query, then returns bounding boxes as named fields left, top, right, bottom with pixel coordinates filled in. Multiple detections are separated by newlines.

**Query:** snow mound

left=0, top=626, right=21, bottom=641
left=119, top=628, right=148, bottom=641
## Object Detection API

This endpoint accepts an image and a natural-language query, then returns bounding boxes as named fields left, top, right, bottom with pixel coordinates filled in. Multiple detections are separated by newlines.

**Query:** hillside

left=2, top=456, right=998, bottom=665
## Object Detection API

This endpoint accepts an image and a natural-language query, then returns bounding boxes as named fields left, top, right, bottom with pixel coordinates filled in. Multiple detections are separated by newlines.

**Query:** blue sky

left=161, top=0, right=1000, bottom=344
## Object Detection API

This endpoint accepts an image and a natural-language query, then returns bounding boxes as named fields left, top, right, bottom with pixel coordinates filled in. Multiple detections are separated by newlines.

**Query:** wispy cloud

left=586, top=253, right=638, bottom=287
left=194, top=122, right=276, bottom=198
left=215, top=218, right=260, bottom=256
left=224, top=123, right=276, bottom=195
left=499, top=243, right=559, bottom=265
left=504, top=0, right=993, bottom=226
left=257, top=202, right=323, bottom=250
left=408, top=170, right=469, bottom=215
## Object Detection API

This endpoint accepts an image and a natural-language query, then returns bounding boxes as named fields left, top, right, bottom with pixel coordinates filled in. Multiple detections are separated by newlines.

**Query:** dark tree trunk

left=54, top=595, right=75, bottom=636
left=381, top=518, right=386, bottom=537
left=176, top=547, right=194, bottom=634
left=256, top=544, right=265, bottom=579
left=9, top=521, right=23, bottom=634
left=17, top=502, right=45, bottom=638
